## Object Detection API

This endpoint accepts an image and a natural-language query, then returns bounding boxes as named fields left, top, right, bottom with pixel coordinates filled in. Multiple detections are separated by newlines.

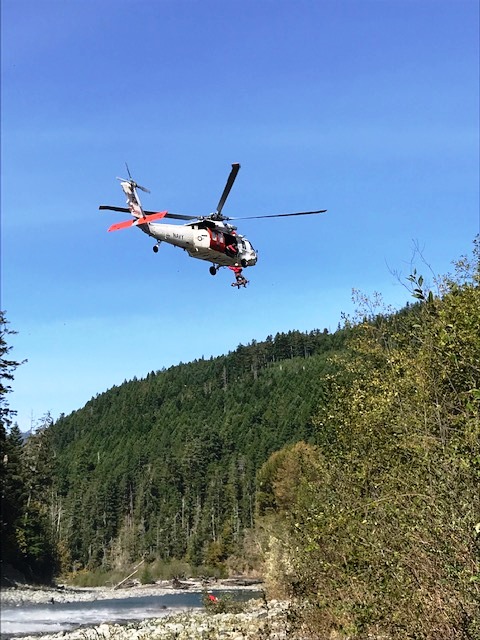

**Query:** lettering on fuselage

left=173, top=232, right=184, bottom=240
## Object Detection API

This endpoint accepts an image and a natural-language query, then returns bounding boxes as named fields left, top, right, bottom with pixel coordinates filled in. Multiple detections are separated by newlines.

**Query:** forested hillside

left=48, top=328, right=347, bottom=573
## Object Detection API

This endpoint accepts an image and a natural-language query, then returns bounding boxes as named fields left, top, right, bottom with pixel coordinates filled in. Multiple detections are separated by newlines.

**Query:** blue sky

left=1, top=0, right=479, bottom=432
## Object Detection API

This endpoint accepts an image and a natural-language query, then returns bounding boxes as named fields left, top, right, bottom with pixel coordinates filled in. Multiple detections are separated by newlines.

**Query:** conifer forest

left=1, top=242, right=479, bottom=639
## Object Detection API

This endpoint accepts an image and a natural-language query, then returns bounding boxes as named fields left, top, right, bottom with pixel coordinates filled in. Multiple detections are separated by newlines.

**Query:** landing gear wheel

left=209, top=266, right=217, bottom=276
left=153, top=245, right=159, bottom=253
left=241, top=259, right=248, bottom=268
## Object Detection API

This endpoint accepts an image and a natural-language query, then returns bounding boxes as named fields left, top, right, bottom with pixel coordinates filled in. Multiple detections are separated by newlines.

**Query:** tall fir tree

left=0, top=311, right=26, bottom=583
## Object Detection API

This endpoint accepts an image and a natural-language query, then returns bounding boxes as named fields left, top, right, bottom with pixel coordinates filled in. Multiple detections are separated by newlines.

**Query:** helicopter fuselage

left=140, top=220, right=258, bottom=268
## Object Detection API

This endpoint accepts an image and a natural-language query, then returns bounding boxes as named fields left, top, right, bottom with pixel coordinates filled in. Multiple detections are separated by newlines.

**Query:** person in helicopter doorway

left=229, top=265, right=248, bottom=288
left=225, top=239, right=238, bottom=258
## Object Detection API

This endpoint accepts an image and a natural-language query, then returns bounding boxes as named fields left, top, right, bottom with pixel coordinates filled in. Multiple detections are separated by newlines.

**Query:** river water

left=1, top=589, right=261, bottom=638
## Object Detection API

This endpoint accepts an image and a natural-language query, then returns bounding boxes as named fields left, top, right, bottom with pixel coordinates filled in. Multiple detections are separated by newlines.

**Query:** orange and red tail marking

left=108, top=211, right=168, bottom=232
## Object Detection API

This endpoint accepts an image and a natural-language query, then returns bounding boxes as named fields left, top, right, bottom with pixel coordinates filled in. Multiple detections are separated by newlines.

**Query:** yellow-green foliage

left=257, top=243, right=480, bottom=639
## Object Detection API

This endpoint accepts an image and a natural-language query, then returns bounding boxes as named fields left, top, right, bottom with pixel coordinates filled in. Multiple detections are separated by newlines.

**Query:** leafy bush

left=258, top=243, right=480, bottom=639
left=201, top=589, right=247, bottom=614
left=139, top=563, right=155, bottom=584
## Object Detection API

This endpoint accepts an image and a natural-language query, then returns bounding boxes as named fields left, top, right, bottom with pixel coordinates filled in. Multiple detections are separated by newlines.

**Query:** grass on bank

left=64, top=559, right=227, bottom=588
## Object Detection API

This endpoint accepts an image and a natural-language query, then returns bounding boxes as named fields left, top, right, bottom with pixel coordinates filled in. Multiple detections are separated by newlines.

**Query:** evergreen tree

left=18, top=413, right=60, bottom=582
left=1, top=424, right=26, bottom=574
left=0, top=311, right=25, bottom=430
left=0, top=312, right=26, bottom=583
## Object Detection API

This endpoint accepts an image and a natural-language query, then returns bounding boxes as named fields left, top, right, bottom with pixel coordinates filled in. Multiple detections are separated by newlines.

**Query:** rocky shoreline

left=7, top=601, right=289, bottom=640
left=1, top=581, right=290, bottom=639
left=1, top=578, right=262, bottom=606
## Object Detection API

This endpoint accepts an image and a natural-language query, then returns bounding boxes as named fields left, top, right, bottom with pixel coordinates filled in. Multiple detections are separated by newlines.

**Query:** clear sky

left=1, top=0, right=479, bottom=432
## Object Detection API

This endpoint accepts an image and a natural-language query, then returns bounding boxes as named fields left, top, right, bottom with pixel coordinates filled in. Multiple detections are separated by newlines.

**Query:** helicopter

left=99, top=163, right=326, bottom=288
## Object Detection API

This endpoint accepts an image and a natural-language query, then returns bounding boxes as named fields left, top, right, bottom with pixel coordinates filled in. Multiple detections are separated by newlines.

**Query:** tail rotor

left=117, top=163, right=151, bottom=194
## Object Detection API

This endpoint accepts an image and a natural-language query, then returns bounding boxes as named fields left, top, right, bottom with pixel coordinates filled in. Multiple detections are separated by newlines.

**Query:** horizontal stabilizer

left=134, top=211, right=168, bottom=225
left=108, top=219, right=136, bottom=232
left=108, top=211, right=168, bottom=232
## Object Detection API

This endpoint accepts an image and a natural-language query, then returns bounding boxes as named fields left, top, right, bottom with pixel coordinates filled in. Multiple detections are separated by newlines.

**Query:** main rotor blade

left=215, top=163, right=240, bottom=217
left=163, top=212, right=198, bottom=221
left=100, top=205, right=130, bottom=212
left=231, top=209, right=327, bottom=220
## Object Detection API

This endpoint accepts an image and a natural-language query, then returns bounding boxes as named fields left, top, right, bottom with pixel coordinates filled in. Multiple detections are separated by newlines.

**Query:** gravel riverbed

left=1, top=579, right=260, bottom=606
left=1, top=582, right=290, bottom=639
left=8, top=601, right=290, bottom=640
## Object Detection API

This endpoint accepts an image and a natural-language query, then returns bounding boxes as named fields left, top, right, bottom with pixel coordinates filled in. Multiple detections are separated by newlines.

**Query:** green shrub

left=258, top=246, right=480, bottom=639
left=201, top=589, right=247, bottom=614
